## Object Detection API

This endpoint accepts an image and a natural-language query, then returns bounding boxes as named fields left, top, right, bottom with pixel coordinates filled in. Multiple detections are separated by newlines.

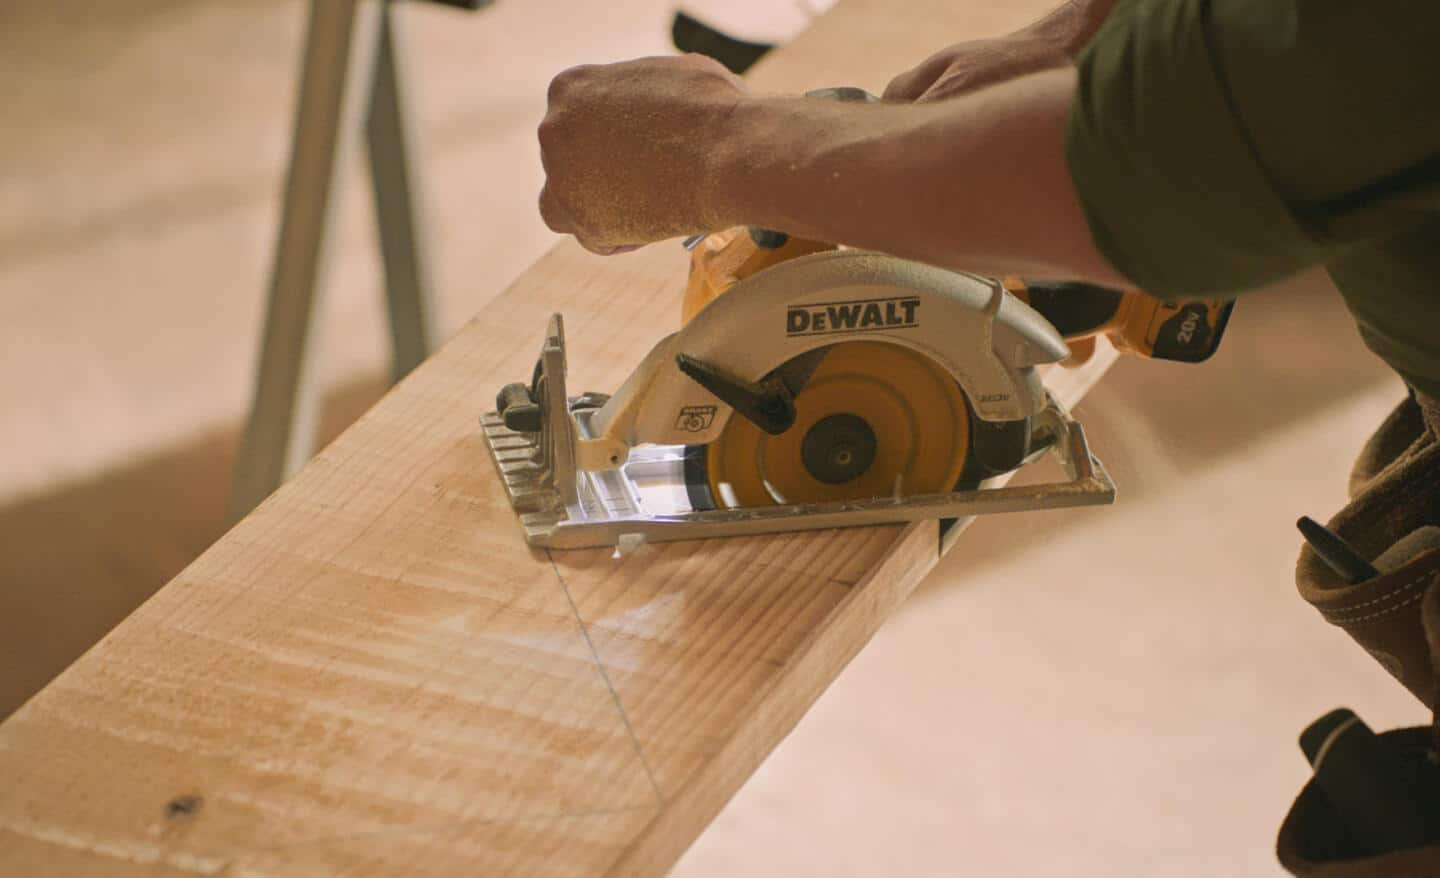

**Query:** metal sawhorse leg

left=232, top=0, right=469, bottom=519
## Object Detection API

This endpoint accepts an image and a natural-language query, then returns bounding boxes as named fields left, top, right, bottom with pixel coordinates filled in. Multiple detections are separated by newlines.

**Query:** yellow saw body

left=674, top=225, right=1231, bottom=513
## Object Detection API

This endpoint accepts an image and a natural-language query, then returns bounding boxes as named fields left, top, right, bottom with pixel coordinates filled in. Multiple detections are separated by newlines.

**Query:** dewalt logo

left=785, top=296, right=920, bottom=337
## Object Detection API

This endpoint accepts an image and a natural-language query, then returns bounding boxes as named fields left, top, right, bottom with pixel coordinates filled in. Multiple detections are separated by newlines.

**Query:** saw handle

left=1008, top=279, right=1234, bottom=364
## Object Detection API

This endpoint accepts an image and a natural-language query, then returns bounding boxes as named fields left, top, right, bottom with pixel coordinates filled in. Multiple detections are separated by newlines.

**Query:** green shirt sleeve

left=1067, top=0, right=1440, bottom=296
left=1067, top=0, right=1440, bottom=395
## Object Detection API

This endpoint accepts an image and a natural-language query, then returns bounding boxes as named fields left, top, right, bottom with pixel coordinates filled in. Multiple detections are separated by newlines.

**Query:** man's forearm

left=710, top=67, right=1125, bottom=284
left=538, top=55, right=1127, bottom=284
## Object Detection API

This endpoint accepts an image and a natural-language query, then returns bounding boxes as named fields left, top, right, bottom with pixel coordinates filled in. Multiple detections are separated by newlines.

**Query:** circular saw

left=481, top=217, right=1236, bottom=549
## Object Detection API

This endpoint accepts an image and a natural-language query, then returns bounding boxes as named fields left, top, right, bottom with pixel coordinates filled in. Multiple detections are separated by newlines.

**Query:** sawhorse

left=232, top=0, right=487, bottom=519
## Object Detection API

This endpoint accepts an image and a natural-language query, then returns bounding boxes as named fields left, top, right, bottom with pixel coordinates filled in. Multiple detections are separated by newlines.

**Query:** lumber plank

left=0, top=0, right=1110, bottom=874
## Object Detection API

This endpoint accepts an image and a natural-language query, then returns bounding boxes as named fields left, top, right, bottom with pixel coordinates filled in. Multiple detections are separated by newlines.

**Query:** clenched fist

left=537, top=54, right=748, bottom=254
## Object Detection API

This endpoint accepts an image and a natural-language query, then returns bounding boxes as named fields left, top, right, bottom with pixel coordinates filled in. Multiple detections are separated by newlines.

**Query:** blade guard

left=582, top=250, right=1070, bottom=469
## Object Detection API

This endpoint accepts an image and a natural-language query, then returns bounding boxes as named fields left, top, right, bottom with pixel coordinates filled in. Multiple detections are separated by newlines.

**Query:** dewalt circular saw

left=674, top=225, right=1231, bottom=512
left=480, top=219, right=1231, bottom=549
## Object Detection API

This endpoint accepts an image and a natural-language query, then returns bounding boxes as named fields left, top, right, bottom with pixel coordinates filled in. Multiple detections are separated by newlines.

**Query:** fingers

left=537, top=185, right=573, bottom=235
left=548, top=55, right=740, bottom=103
left=915, top=70, right=982, bottom=102
left=536, top=81, right=576, bottom=237
left=674, top=51, right=746, bottom=88
left=587, top=243, right=642, bottom=256
left=538, top=187, right=641, bottom=256
left=883, top=50, right=952, bottom=101
left=882, top=68, right=925, bottom=101
left=546, top=63, right=592, bottom=105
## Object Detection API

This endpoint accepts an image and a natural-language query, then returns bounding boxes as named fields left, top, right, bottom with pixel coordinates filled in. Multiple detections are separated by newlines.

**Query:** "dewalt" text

left=785, top=297, right=920, bottom=336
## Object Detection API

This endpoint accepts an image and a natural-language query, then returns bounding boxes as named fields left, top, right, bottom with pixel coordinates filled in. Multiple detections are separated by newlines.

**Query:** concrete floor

left=0, top=1, right=1426, bottom=874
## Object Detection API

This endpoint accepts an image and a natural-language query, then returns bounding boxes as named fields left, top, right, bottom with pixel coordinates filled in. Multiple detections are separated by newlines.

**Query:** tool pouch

left=1297, top=391, right=1440, bottom=707
left=1280, top=390, right=1440, bottom=874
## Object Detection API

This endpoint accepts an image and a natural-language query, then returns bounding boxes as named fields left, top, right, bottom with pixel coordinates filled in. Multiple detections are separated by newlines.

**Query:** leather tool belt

left=1282, top=390, right=1440, bottom=874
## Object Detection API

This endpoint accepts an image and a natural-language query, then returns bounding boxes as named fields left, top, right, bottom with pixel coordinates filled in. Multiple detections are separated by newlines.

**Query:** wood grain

left=0, top=0, right=1110, bottom=874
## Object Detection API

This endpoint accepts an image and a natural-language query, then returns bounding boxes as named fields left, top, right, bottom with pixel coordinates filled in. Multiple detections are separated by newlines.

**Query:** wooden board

left=0, top=0, right=1112, bottom=874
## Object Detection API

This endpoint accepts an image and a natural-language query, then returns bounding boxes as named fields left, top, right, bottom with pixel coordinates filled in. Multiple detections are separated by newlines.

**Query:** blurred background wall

left=0, top=1, right=1427, bottom=874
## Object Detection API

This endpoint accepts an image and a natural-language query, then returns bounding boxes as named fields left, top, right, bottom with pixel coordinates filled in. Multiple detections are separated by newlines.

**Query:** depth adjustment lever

left=675, top=353, right=797, bottom=435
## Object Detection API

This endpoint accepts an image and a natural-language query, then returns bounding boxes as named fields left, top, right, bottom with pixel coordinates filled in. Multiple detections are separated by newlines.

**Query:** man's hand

left=883, top=36, right=1070, bottom=102
left=884, top=0, right=1119, bottom=103
left=538, top=55, right=747, bottom=254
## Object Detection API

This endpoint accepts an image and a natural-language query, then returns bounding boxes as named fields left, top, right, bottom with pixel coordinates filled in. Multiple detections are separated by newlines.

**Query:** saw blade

left=685, top=341, right=972, bottom=509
